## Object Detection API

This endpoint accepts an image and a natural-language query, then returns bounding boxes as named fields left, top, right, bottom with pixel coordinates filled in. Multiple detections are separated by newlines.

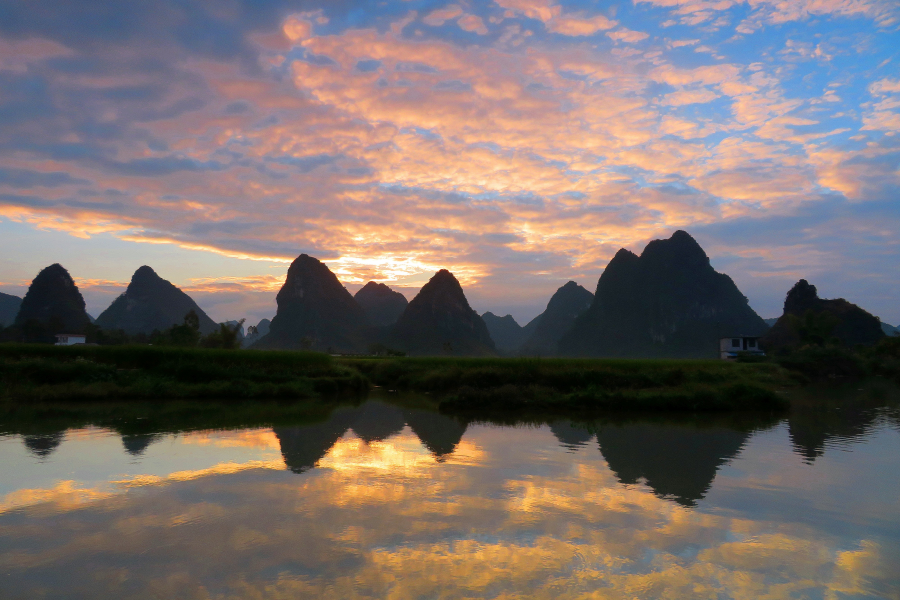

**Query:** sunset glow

left=0, top=0, right=897, bottom=323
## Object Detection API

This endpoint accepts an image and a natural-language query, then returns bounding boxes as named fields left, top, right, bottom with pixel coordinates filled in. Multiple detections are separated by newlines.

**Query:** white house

left=719, top=336, right=764, bottom=360
left=55, top=334, right=86, bottom=346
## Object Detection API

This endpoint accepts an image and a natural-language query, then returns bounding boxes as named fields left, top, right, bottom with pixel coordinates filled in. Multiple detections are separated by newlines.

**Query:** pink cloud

left=606, top=28, right=650, bottom=43
left=457, top=14, right=490, bottom=35
left=424, top=5, right=464, bottom=27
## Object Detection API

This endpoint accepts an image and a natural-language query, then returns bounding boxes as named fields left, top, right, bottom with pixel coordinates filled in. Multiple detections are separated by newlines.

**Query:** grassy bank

left=0, top=344, right=366, bottom=402
left=0, top=345, right=794, bottom=411
left=346, top=357, right=792, bottom=412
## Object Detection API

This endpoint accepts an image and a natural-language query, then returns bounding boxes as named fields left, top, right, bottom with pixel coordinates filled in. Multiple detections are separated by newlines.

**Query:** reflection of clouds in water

left=0, top=480, right=115, bottom=515
left=181, top=429, right=282, bottom=450
left=2, top=402, right=900, bottom=598
left=0, top=424, right=897, bottom=598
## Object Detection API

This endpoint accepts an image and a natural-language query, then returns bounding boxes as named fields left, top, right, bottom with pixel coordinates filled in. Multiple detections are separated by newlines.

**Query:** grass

left=0, top=344, right=795, bottom=411
left=344, top=356, right=793, bottom=412
left=0, top=344, right=366, bottom=402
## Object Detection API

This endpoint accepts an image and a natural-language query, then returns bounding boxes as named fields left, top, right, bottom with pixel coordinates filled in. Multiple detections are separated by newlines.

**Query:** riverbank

left=0, top=344, right=366, bottom=402
left=347, top=356, right=792, bottom=412
left=0, top=345, right=793, bottom=411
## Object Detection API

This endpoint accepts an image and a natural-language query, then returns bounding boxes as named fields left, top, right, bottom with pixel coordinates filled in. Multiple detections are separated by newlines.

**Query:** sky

left=0, top=0, right=898, bottom=326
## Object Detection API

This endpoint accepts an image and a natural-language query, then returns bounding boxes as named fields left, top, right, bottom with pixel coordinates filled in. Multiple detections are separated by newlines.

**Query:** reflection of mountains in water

left=597, top=423, right=750, bottom=507
left=550, top=420, right=751, bottom=507
left=121, top=433, right=162, bottom=456
left=549, top=422, right=595, bottom=452
left=787, top=382, right=900, bottom=464
left=788, top=407, right=891, bottom=464
left=23, top=432, right=65, bottom=459
left=273, top=401, right=468, bottom=474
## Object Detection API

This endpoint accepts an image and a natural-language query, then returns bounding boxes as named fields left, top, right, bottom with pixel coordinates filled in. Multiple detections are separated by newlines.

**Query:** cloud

left=423, top=5, right=464, bottom=27
left=457, top=14, right=489, bottom=35
left=606, top=28, right=650, bottom=43
left=3, top=423, right=898, bottom=598
left=660, top=88, right=720, bottom=106
left=0, top=0, right=897, bottom=323
left=547, top=14, right=617, bottom=36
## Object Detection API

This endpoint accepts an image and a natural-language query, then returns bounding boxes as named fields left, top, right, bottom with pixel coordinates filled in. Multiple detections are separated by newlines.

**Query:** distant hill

left=481, top=312, right=526, bottom=354
left=15, top=264, right=92, bottom=337
left=882, top=322, right=899, bottom=337
left=0, top=292, right=22, bottom=327
left=253, top=254, right=369, bottom=353
left=764, top=317, right=778, bottom=327
left=242, top=318, right=271, bottom=347
left=521, top=281, right=593, bottom=356
left=558, top=231, right=767, bottom=358
left=390, top=270, right=496, bottom=356
left=354, top=282, right=408, bottom=326
left=761, top=279, right=884, bottom=352
left=95, top=266, right=218, bottom=335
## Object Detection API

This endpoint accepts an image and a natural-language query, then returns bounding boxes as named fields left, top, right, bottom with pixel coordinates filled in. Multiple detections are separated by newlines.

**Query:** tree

left=166, top=310, right=202, bottom=347
left=200, top=319, right=245, bottom=350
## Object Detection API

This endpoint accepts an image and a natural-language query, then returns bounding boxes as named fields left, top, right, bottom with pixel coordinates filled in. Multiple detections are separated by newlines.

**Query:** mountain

left=0, top=292, right=22, bottom=327
left=761, top=279, right=884, bottom=352
left=558, top=231, right=767, bottom=358
left=15, top=264, right=91, bottom=335
left=242, top=318, right=271, bottom=347
left=390, top=269, right=496, bottom=356
left=354, top=281, right=408, bottom=326
left=764, top=317, right=778, bottom=327
left=95, top=266, right=218, bottom=335
left=521, top=281, right=593, bottom=356
left=481, top=312, right=526, bottom=354
left=253, top=254, right=369, bottom=352
left=882, top=322, right=899, bottom=337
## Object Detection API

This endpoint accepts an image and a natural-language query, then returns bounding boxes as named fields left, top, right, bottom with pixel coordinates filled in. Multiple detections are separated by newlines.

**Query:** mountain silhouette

left=354, top=281, right=408, bottom=326
left=242, top=318, right=271, bottom=347
left=481, top=312, right=526, bottom=354
left=883, top=322, right=900, bottom=337
left=549, top=422, right=595, bottom=452
left=596, top=422, right=749, bottom=507
left=403, top=408, right=468, bottom=461
left=274, top=401, right=470, bottom=472
left=253, top=254, right=369, bottom=352
left=95, top=266, right=218, bottom=335
left=349, top=401, right=407, bottom=443
left=390, top=270, right=496, bottom=356
left=121, top=433, right=162, bottom=456
left=15, top=264, right=91, bottom=336
left=761, top=279, right=884, bottom=351
left=521, top=281, right=593, bottom=356
left=0, top=292, right=22, bottom=327
left=787, top=407, right=879, bottom=464
left=558, top=231, right=767, bottom=358
left=273, top=407, right=358, bottom=474
left=23, top=432, right=65, bottom=459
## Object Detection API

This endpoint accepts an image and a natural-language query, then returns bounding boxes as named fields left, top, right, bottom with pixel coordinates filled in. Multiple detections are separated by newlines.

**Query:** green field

left=0, top=344, right=366, bottom=402
left=0, top=344, right=796, bottom=412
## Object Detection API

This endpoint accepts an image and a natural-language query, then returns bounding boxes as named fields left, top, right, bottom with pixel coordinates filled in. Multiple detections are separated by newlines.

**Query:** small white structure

left=55, top=334, right=86, bottom=346
left=719, top=336, right=764, bottom=360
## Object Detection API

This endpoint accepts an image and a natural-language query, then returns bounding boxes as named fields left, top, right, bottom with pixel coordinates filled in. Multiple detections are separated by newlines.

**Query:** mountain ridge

left=558, top=231, right=767, bottom=358
left=15, top=264, right=92, bottom=338
left=95, top=266, right=218, bottom=335
left=253, top=254, right=369, bottom=352
left=390, top=269, right=496, bottom=356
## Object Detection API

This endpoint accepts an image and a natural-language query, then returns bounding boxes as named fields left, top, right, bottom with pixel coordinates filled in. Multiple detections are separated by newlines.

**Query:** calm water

left=1, top=384, right=899, bottom=599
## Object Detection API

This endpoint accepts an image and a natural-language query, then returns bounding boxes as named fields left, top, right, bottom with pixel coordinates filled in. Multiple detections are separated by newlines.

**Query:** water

left=1, top=383, right=899, bottom=599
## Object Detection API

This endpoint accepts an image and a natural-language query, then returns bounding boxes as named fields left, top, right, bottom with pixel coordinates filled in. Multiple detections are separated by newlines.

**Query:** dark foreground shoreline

left=0, top=344, right=795, bottom=412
